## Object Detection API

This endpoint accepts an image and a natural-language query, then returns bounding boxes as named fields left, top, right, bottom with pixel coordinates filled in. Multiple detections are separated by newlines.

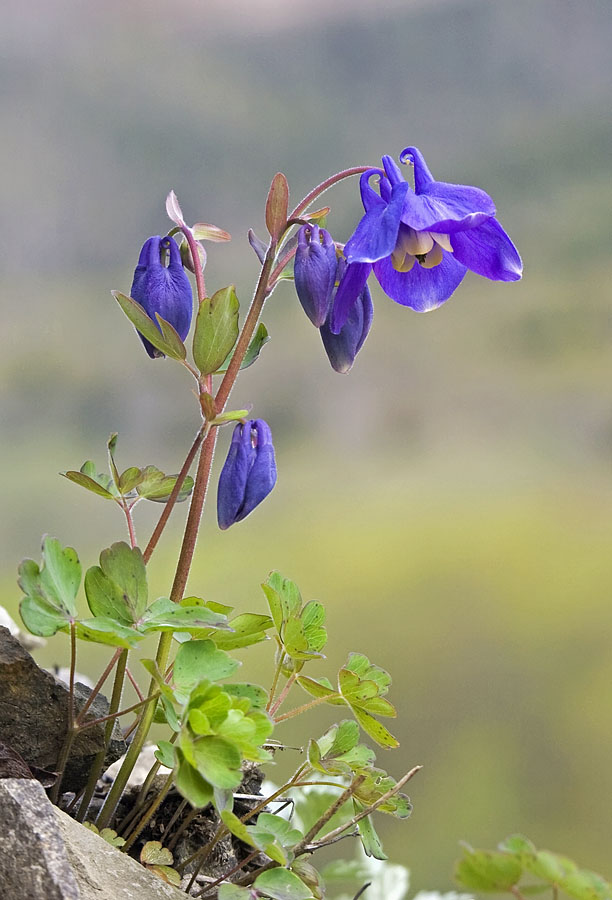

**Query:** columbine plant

left=17, top=147, right=523, bottom=897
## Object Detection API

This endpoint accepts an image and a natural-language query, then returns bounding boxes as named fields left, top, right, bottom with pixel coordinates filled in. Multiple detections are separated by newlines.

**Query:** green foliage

left=112, top=290, right=186, bottom=360
left=455, top=836, right=612, bottom=900
left=82, top=823, right=126, bottom=848
left=139, top=841, right=181, bottom=886
left=298, top=652, right=398, bottom=748
left=254, top=867, right=315, bottom=900
left=262, top=571, right=327, bottom=671
left=63, top=435, right=194, bottom=505
left=216, top=322, right=270, bottom=373
left=85, top=541, right=147, bottom=624
left=193, top=284, right=240, bottom=375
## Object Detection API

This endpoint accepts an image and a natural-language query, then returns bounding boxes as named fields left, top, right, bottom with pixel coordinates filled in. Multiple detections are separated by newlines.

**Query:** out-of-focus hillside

left=2, top=0, right=612, bottom=889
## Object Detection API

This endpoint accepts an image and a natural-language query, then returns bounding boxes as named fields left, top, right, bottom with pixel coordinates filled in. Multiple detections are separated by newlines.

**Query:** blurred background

left=2, top=0, right=612, bottom=888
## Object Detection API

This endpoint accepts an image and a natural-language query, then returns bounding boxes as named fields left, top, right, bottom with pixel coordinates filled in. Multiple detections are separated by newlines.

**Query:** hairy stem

left=290, top=166, right=372, bottom=219
left=76, top=649, right=128, bottom=822
left=49, top=623, right=77, bottom=804
left=273, top=693, right=332, bottom=723
left=143, top=425, right=206, bottom=564
left=123, top=771, right=174, bottom=852
left=268, top=671, right=296, bottom=717
left=75, top=648, right=122, bottom=726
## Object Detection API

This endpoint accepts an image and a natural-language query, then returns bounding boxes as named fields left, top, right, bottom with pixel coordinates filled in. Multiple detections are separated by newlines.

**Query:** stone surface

left=55, top=804, right=187, bottom=900
left=0, top=778, right=187, bottom=899
left=1, top=778, right=80, bottom=900
left=0, top=626, right=126, bottom=792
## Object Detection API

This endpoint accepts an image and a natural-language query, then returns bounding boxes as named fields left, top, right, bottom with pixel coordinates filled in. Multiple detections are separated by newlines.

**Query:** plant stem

left=95, top=634, right=172, bottom=829
left=49, top=623, right=77, bottom=804
left=122, top=501, right=138, bottom=548
left=310, top=765, right=422, bottom=849
left=193, top=848, right=261, bottom=898
left=78, top=692, right=158, bottom=731
left=76, top=649, right=128, bottom=822
left=122, top=771, right=174, bottom=852
left=268, top=671, right=296, bottom=717
left=290, top=166, right=372, bottom=219
left=179, top=225, right=207, bottom=304
left=266, top=653, right=285, bottom=712
left=143, top=425, right=206, bottom=564
left=160, top=798, right=187, bottom=845
left=296, top=775, right=365, bottom=851
left=167, top=806, right=199, bottom=853
left=75, top=648, right=122, bottom=726
left=273, top=693, right=332, bottom=723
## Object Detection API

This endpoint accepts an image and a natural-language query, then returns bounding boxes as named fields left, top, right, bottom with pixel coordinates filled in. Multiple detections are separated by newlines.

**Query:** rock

left=1, top=778, right=80, bottom=899
left=0, top=627, right=126, bottom=793
left=0, top=778, right=186, bottom=899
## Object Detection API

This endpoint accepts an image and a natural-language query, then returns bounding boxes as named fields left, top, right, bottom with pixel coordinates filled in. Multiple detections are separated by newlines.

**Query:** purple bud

left=320, top=259, right=373, bottom=373
left=217, top=419, right=277, bottom=529
left=294, top=225, right=337, bottom=327
left=130, top=235, right=193, bottom=358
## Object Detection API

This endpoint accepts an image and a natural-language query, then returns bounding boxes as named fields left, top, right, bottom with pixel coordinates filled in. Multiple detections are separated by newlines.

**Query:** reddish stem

left=290, top=165, right=372, bottom=219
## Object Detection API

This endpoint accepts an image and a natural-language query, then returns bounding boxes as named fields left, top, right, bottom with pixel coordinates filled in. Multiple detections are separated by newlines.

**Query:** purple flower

left=331, top=146, right=522, bottom=332
left=294, top=224, right=338, bottom=327
left=320, top=258, right=373, bottom=373
left=130, top=235, right=193, bottom=358
left=217, top=419, right=277, bottom=529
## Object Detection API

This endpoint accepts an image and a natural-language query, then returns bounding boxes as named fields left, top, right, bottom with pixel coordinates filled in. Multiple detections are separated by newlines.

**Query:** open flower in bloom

left=294, top=224, right=338, bottom=327
left=320, top=257, right=373, bottom=373
left=217, top=419, right=277, bottom=529
left=130, top=235, right=193, bottom=358
left=331, top=146, right=522, bottom=332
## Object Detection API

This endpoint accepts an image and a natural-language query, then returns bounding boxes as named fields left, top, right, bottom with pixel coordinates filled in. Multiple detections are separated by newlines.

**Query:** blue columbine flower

left=294, top=224, right=338, bottom=327
left=331, top=146, right=522, bottom=332
left=320, top=258, right=373, bottom=373
left=130, top=235, right=193, bottom=358
left=217, top=419, right=277, bottom=529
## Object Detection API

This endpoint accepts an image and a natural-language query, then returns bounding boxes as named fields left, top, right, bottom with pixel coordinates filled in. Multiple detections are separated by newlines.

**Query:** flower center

left=391, top=227, right=452, bottom=273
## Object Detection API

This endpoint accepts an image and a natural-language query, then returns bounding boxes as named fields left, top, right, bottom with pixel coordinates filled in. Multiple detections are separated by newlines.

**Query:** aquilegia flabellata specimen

left=130, top=235, right=194, bottom=358
left=331, top=146, right=522, bottom=331
left=217, top=419, right=277, bottom=529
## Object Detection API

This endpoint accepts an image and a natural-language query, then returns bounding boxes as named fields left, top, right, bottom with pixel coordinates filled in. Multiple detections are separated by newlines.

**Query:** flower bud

left=320, top=259, right=373, bottom=373
left=130, top=235, right=193, bottom=358
left=217, top=419, right=277, bottom=529
left=294, top=225, right=337, bottom=327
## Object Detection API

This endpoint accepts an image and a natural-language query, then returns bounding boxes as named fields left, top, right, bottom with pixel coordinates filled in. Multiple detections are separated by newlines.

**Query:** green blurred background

left=2, top=0, right=612, bottom=888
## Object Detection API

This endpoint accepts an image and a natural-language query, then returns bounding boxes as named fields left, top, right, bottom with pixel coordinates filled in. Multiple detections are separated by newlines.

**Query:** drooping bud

left=217, top=419, right=277, bottom=529
left=130, top=235, right=193, bottom=358
left=320, top=259, right=373, bottom=373
left=294, top=225, right=337, bottom=327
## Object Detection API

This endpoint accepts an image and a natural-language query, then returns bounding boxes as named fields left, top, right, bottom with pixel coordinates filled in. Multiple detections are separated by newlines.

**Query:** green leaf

left=62, top=469, right=115, bottom=500
left=175, top=754, right=213, bottom=808
left=218, top=886, right=251, bottom=900
left=455, top=846, right=523, bottom=892
left=174, top=640, right=239, bottom=699
left=210, top=409, right=250, bottom=426
left=297, top=675, right=342, bottom=703
left=357, top=809, right=387, bottom=860
left=191, top=735, right=242, bottom=789
left=18, top=537, right=81, bottom=636
left=561, top=868, right=612, bottom=900
left=265, top=172, right=289, bottom=241
left=75, top=616, right=143, bottom=648
left=136, top=465, right=194, bottom=503
left=223, top=683, right=268, bottom=708
left=216, top=322, right=270, bottom=373
left=138, top=597, right=230, bottom=634
left=254, top=867, right=314, bottom=900
left=220, top=810, right=255, bottom=846
left=112, top=291, right=185, bottom=359
left=209, top=613, right=273, bottom=650
left=155, top=313, right=186, bottom=360
left=353, top=768, right=412, bottom=818
left=118, top=466, right=143, bottom=494
left=85, top=542, right=147, bottom=624
left=192, top=285, right=239, bottom=376
left=149, top=865, right=181, bottom=886
left=154, top=740, right=175, bottom=769
left=140, top=841, right=173, bottom=866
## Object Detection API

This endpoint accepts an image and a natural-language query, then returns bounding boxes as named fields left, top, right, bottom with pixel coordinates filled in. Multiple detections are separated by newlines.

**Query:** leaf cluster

left=455, top=835, right=612, bottom=900
left=63, top=433, right=194, bottom=504
left=150, top=639, right=274, bottom=806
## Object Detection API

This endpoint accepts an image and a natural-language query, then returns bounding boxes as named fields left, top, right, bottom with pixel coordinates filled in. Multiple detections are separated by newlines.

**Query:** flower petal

left=330, top=261, right=372, bottom=334
left=217, top=424, right=255, bottom=530
left=450, top=217, right=523, bottom=281
left=373, top=252, right=467, bottom=312
left=320, top=282, right=373, bottom=373
left=345, top=181, right=409, bottom=265
left=239, top=420, right=277, bottom=522
left=359, top=168, right=387, bottom=212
